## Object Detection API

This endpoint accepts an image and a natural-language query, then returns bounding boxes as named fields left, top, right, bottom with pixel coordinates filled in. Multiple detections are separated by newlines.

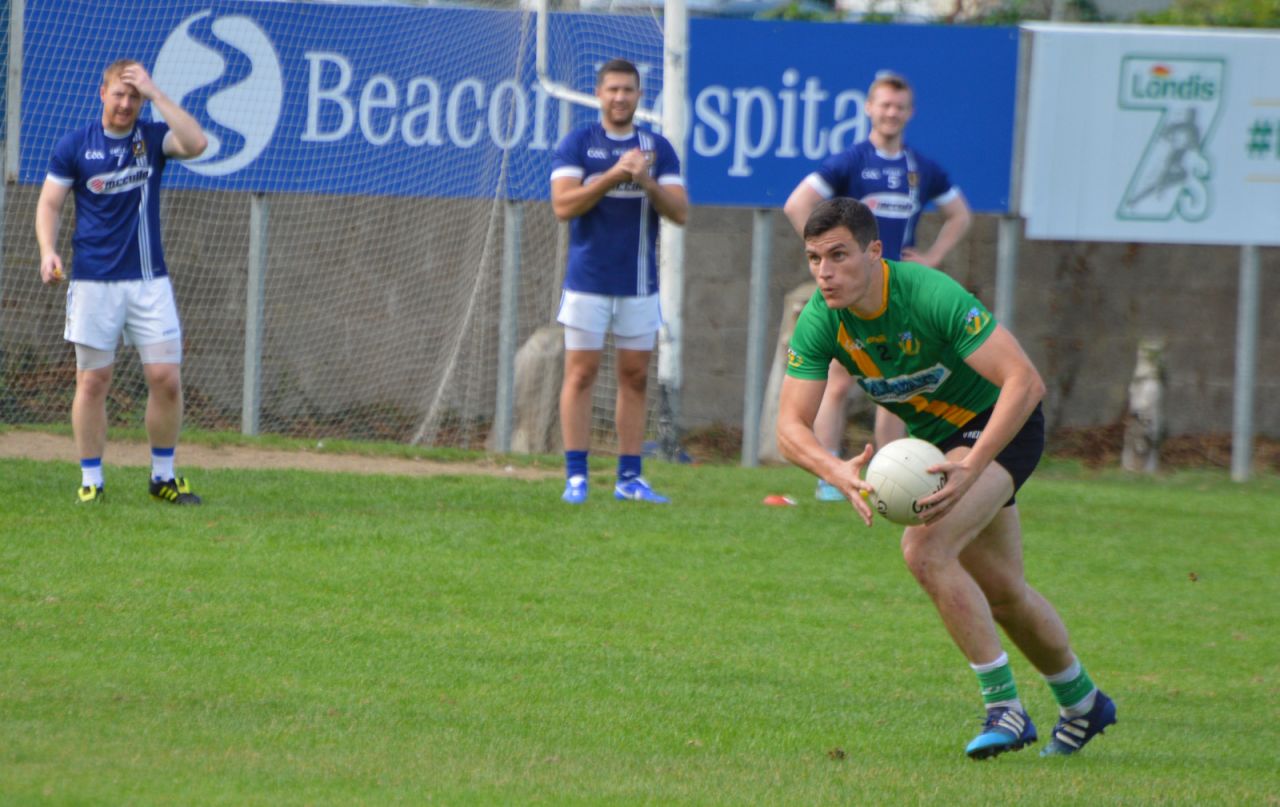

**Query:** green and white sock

left=972, top=652, right=1022, bottom=712
left=1044, top=656, right=1097, bottom=717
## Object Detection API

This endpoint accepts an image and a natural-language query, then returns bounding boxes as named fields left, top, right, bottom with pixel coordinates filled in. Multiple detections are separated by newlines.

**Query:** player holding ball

left=777, top=197, right=1116, bottom=760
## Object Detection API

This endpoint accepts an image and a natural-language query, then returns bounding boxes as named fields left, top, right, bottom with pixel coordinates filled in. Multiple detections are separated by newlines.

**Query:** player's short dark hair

left=597, top=59, right=641, bottom=89
left=101, top=58, right=141, bottom=88
left=803, top=198, right=880, bottom=249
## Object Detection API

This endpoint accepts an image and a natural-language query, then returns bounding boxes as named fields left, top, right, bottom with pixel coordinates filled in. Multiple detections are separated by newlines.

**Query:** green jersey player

left=778, top=197, right=1116, bottom=761
left=787, top=260, right=999, bottom=446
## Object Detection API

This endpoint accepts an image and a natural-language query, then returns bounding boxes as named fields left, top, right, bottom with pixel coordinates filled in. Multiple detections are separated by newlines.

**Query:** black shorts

left=935, top=403, right=1045, bottom=507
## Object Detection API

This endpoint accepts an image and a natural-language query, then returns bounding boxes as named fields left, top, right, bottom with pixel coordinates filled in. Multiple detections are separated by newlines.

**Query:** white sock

left=1063, top=690, right=1098, bottom=717
left=81, top=460, right=104, bottom=488
left=151, top=448, right=176, bottom=482
left=970, top=652, right=1009, bottom=674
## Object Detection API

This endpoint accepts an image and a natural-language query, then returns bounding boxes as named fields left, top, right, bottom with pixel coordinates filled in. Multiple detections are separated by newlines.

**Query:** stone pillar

left=492, top=324, right=565, bottom=455
left=758, top=282, right=818, bottom=463
left=1122, top=337, right=1165, bottom=474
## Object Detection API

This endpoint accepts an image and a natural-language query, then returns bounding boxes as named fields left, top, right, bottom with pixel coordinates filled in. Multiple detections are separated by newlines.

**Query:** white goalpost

left=0, top=0, right=687, bottom=457
left=533, top=0, right=690, bottom=460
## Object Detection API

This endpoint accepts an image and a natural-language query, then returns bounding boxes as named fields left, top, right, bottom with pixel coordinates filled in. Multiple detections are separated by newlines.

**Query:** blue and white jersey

left=551, top=122, right=683, bottom=297
left=805, top=140, right=958, bottom=260
left=46, top=120, right=171, bottom=282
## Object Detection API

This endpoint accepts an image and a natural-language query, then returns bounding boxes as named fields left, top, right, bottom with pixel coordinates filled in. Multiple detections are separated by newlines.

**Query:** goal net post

left=533, top=0, right=690, bottom=461
left=1, top=0, right=682, bottom=457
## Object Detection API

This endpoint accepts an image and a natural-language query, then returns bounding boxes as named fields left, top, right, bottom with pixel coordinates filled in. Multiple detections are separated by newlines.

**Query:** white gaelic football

left=865, top=438, right=948, bottom=525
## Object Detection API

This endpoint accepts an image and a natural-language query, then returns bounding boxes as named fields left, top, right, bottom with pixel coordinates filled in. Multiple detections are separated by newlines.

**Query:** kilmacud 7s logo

left=1116, top=56, right=1225, bottom=222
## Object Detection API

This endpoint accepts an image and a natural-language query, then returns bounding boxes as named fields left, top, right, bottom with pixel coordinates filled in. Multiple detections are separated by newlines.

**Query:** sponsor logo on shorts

left=786, top=347, right=804, bottom=369
left=963, top=430, right=982, bottom=440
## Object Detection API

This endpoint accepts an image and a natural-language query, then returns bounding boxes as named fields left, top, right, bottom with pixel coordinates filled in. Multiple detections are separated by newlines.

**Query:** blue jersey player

left=36, top=59, right=208, bottom=504
left=550, top=59, right=687, bottom=505
left=784, top=71, right=973, bottom=501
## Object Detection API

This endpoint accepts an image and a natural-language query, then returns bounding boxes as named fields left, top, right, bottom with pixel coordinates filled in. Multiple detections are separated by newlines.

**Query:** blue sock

left=151, top=446, right=176, bottom=482
left=618, top=455, right=642, bottom=483
left=565, top=450, right=588, bottom=480
left=81, top=457, right=104, bottom=488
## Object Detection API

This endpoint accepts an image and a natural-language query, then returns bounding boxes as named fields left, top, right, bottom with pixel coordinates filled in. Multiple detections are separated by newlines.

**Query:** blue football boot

left=1040, top=690, right=1117, bottom=756
left=965, top=706, right=1038, bottom=760
left=614, top=476, right=669, bottom=503
left=561, top=475, right=588, bottom=505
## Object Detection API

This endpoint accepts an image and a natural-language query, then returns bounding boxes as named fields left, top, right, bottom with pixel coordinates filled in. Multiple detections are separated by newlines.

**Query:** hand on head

left=118, top=63, right=157, bottom=99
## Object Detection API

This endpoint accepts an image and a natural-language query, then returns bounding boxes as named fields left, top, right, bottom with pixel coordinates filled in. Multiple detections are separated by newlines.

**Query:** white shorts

left=65, top=276, right=183, bottom=353
left=557, top=291, right=662, bottom=350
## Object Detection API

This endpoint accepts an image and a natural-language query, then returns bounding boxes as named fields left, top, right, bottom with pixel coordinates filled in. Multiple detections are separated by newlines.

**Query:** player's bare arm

left=901, top=193, right=972, bottom=266
left=121, top=64, right=207, bottom=159
left=35, top=178, right=71, bottom=284
left=615, top=148, right=687, bottom=225
left=777, top=375, right=876, bottom=524
left=550, top=163, right=631, bottom=221
left=628, top=168, right=686, bottom=224
left=783, top=182, right=824, bottom=237
left=648, top=181, right=687, bottom=225
left=916, top=325, right=1045, bottom=522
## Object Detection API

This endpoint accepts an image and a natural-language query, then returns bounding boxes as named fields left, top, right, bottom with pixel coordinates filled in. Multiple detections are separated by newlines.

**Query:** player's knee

left=76, top=370, right=112, bottom=399
left=985, top=582, right=1029, bottom=623
left=563, top=364, right=598, bottom=392
left=900, top=529, right=969, bottom=588
left=988, top=598, right=1018, bottom=626
left=617, top=364, right=648, bottom=393
left=149, top=377, right=182, bottom=405
left=900, top=533, right=943, bottom=584
left=144, top=364, right=182, bottom=393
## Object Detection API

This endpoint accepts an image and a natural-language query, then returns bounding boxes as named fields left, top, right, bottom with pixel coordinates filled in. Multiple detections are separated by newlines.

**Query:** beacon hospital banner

left=1020, top=24, right=1280, bottom=246
left=17, top=0, right=1017, bottom=211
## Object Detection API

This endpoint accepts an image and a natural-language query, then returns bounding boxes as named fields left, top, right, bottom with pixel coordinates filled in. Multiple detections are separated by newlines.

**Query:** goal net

left=2, top=0, right=667, bottom=455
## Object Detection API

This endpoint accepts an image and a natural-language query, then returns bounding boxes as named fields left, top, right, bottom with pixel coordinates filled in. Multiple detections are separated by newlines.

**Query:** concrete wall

left=681, top=206, right=1279, bottom=437
left=4, top=188, right=1275, bottom=440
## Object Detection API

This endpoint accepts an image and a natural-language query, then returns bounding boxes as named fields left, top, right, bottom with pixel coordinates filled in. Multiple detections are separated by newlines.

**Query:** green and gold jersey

left=786, top=260, right=999, bottom=444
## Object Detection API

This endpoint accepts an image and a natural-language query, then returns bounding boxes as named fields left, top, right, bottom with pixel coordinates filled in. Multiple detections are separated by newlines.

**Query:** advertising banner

left=20, top=0, right=1018, bottom=211
left=686, top=19, right=1017, bottom=210
left=20, top=0, right=575, bottom=200
left=1021, top=24, right=1280, bottom=245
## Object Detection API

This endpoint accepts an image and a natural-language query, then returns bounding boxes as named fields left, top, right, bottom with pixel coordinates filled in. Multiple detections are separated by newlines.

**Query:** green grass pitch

left=2, top=446, right=1277, bottom=804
